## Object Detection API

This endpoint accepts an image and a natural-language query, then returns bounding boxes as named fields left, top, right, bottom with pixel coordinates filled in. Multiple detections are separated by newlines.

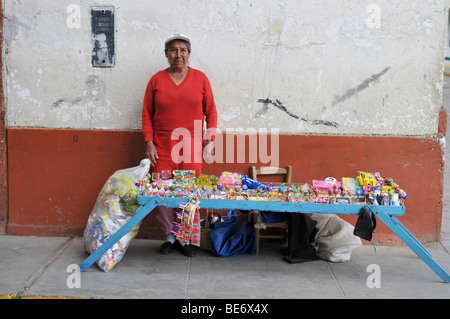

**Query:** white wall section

left=3, top=0, right=448, bottom=135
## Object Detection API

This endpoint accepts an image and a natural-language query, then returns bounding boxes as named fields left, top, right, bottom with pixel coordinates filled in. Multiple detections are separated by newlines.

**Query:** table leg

left=79, top=197, right=160, bottom=272
left=373, top=207, right=450, bottom=283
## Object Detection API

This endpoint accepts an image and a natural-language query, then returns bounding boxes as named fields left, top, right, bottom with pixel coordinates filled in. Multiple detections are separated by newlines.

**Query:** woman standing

left=142, top=33, right=217, bottom=256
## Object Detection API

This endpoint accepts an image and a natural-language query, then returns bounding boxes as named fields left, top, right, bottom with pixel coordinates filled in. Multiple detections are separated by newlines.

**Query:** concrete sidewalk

left=0, top=234, right=449, bottom=299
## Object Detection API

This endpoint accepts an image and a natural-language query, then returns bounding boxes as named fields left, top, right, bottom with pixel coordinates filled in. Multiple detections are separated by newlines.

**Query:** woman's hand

left=145, top=141, right=158, bottom=167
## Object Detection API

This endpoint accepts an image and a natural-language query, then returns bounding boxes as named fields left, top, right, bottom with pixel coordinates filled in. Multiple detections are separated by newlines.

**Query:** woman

left=142, top=33, right=217, bottom=257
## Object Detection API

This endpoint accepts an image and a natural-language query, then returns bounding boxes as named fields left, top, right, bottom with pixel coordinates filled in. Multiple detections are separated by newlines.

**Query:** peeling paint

left=17, top=88, right=30, bottom=100
left=52, top=75, right=106, bottom=111
left=220, top=105, right=240, bottom=121
left=3, top=14, right=30, bottom=44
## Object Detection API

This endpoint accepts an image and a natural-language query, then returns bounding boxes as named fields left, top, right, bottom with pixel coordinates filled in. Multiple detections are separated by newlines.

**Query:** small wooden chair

left=249, top=166, right=292, bottom=253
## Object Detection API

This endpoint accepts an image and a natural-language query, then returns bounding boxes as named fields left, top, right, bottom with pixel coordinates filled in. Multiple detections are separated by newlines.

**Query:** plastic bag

left=83, top=159, right=151, bottom=272
left=311, top=213, right=362, bottom=262
left=210, top=210, right=256, bottom=257
left=241, top=174, right=268, bottom=190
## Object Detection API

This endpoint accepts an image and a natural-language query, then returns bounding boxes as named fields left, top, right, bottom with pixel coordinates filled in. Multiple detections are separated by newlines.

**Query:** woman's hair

left=164, top=39, right=191, bottom=54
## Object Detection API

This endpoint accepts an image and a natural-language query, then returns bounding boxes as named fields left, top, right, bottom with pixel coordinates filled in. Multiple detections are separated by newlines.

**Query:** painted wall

left=1, top=0, right=449, bottom=244
left=4, top=129, right=445, bottom=246
left=3, top=0, right=447, bottom=135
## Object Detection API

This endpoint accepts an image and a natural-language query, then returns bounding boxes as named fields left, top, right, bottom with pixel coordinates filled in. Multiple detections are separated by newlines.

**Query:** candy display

left=137, top=170, right=407, bottom=206
left=83, top=159, right=151, bottom=272
left=171, top=197, right=201, bottom=247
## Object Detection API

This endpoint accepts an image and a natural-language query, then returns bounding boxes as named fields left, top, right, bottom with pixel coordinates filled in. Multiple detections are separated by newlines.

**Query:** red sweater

left=142, top=67, right=217, bottom=143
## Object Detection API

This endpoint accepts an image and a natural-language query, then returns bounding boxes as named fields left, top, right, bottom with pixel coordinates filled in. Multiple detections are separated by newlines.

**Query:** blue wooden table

left=79, top=195, right=450, bottom=283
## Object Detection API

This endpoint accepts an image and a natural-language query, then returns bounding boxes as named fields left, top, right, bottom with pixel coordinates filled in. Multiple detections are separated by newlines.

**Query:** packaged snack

left=341, top=177, right=360, bottom=194
left=313, top=178, right=342, bottom=192
left=161, top=170, right=172, bottom=180
left=151, top=172, right=161, bottom=182
left=172, top=170, right=197, bottom=185
left=197, top=174, right=219, bottom=189
left=171, top=197, right=201, bottom=247
left=357, top=171, right=377, bottom=188
left=219, top=172, right=242, bottom=186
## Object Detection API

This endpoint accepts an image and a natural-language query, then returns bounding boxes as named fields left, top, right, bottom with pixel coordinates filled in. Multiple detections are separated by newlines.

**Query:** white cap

left=164, top=33, right=191, bottom=45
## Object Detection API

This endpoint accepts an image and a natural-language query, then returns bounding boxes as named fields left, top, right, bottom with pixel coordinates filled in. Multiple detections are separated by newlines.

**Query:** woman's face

left=165, top=40, right=190, bottom=70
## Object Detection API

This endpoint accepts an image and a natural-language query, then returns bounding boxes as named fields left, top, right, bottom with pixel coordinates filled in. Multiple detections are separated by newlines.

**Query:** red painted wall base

left=6, top=128, right=445, bottom=245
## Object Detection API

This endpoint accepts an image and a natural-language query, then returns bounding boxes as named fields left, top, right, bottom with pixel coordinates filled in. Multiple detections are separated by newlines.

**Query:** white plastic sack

left=83, top=159, right=151, bottom=272
left=311, top=213, right=362, bottom=262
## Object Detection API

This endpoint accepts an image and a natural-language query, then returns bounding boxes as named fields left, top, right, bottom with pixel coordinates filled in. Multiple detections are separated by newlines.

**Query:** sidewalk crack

left=326, top=262, right=346, bottom=298
left=13, top=237, right=73, bottom=299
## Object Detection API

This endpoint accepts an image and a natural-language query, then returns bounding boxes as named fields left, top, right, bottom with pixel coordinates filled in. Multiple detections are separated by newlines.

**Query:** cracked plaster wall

left=2, top=0, right=448, bottom=136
